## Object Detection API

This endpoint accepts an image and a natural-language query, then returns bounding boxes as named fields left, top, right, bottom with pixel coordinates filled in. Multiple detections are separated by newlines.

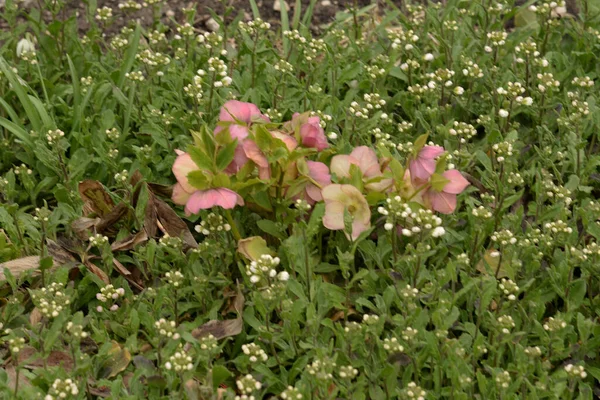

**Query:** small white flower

left=432, top=227, right=446, bottom=237
left=498, top=109, right=509, bottom=118
left=424, top=53, right=434, bottom=61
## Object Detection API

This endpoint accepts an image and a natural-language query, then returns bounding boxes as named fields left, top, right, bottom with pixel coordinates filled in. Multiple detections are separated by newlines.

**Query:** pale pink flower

left=409, top=145, right=445, bottom=181
left=214, top=100, right=269, bottom=140
left=184, top=188, right=244, bottom=215
left=304, top=161, right=331, bottom=203
left=330, top=146, right=392, bottom=192
left=322, top=184, right=371, bottom=240
left=299, top=116, right=329, bottom=151
left=425, top=170, right=470, bottom=214
left=172, top=150, right=199, bottom=204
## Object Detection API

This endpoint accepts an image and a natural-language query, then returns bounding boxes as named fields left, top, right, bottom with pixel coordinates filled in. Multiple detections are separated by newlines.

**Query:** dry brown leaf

left=18, top=347, right=74, bottom=370
left=29, top=308, right=42, bottom=326
left=98, top=341, right=131, bottom=379
left=4, top=365, right=31, bottom=391
left=84, top=260, right=110, bottom=284
left=111, top=231, right=148, bottom=252
left=0, top=240, right=77, bottom=281
left=222, top=283, right=245, bottom=317
left=95, top=202, right=129, bottom=233
left=79, top=180, right=114, bottom=217
left=184, top=379, right=201, bottom=400
left=154, top=198, right=197, bottom=248
left=71, top=217, right=101, bottom=240
left=112, top=258, right=131, bottom=276
left=190, top=318, right=243, bottom=341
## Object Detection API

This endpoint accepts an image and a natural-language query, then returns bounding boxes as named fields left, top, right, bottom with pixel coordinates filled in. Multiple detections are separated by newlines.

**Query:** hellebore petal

left=300, top=121, right=329, bottom=151
left=219, top=100, right=264, bottom=124
left=409, top=145, right=445, bottom=181
left=428, top=191, right=457, bottom=214
left=350, top=146, right=380, bottom=178
left=305, top=161, right=331, bottom=202
left=172, top=183, right=191, bottom=205
left=270, top=130, right=298, bottom=151
left=322, top=184, right=371, bottom=240
left=184, top=188, right=244, bottom=214
left=441, top=170, right=470, bottom=194
left=172, top=151, right=199, bottom=194
left=330, top=155, right=356, bottom=179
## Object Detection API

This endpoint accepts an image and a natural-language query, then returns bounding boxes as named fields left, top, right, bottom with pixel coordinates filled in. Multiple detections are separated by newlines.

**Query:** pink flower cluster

left=171, top=101, right=469, bottom=239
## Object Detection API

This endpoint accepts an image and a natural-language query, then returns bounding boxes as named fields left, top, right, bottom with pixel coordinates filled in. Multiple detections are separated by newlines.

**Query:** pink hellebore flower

left=330, top=146, right=393, bottom=192
left=184, top=188, right=244, bottom=215
left=171, top=150, right=243, bottom=214
left=409, top=145, right=445, bottom=181
left=304, top=161, right=331, bottom=203
left=299, top=116, right=329, bottom=151
left=425, top=170, right=470, bottom=214
left=322, top=184, right=371, bottom=240
left=214, top=100, right=270, bottom=140
left=242, top=139, right=270, bottom=180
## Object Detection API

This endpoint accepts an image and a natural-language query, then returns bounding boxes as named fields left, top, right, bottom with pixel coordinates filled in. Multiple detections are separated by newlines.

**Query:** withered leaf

left=84, top=260, right=110, bottom=284
left=154, top=198, right=197, bottom=248
left=111, top=231, right=148, bottom=252
left=18, top=347, right=74, bottom=370
left=184, top=379, right=201, bottom=400
left=0, top=239, right=77, bottom=281
left=222, top=283, right=245, bottom=316
left=29, top=308, right=43, bottom=326
left=79, top=180, right=114, bottom=217
left=387, top=352, right=412, bottom=366
left=71, top=217, right=101, bottom=240
left=190, top=318, right=243, bottom=341
left=95, top=202, right=129, bottom=233
left=112, top=258, right=131, bottom=276
left=98, top=341, right=131, bottom=379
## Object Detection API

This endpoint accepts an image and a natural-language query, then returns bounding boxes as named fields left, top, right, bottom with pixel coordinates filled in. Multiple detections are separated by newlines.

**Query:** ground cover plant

left=0, top=0, right=600, bottom=398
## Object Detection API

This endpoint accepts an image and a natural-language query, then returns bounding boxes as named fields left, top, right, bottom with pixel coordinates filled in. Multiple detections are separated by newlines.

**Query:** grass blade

left=0, top=116, right=33, bottom=147
left=0, top=56, right=42, bottom=131
left=292, top=0, right=302, bottom=29
left=302, top=0, right=318, bottom=27
left=28, top=95, right=53, bottom=128
left=248, top=0, right=261, bottom=19
left=117, top=24, right=141, bottom=89
left=280, top=0, right=290, bottom=54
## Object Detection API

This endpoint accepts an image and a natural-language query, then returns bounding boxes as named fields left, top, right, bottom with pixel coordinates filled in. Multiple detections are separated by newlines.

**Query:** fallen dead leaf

left=98, top=341, right=131, bottom=379
left=79, top=180, right=115, bottom=217
left=111, top=231, right=148, bottom=252
left=29, top=308, right=42, bottom=326
left=84, top=260, right=110, bottom=284
left=0, top=240, right=77, bottom=281
left=154, top=198, right=197, bottom=248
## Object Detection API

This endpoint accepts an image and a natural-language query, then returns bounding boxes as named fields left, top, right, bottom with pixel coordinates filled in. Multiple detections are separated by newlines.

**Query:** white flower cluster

left=449, top=121, right=476, bottom=143
left=515, top=39, right=539, bottom=61
left=524, top=346, right=542, bottom=357
left=572, top=76, right=594, bottom=88
left=280, top=386, right=303, bottom=399
left=246, top=254, right=289, bottom=284
left=564, top=364, right=587, bottom=379
left=528, top=0, right=566, bottom=15
left=239, top=18, right=271, bottom=35
left=307, top=358, right=336, bottom=381
left=95, top=284, right=125, bottom=312
left=8, top=336, right=25, bottom=354
left=295, top=199, right=311, bottom=212
left=491, top=230, right=517, bottom=246
left=472, top=205, right=492, bottom=219
left=165, top=270, right=184, bottom=287
left=544, top=220, right=572, bottom=235
left=197, top=32, right=224, bottom=53
left=66, top=321, right=88, bottom=339
left=400, top=59, right=420, bottom=72
left=495, top=370, right=511, bottom=388
left=403, top=382, right=426, bottom=400
left=118, top=0, right=142, bottom=12
left=583, top=242, right=600, bottom=257
left=136, top=49, right=170, bottom=71
left=339, top=365, right=359, bottom=379
left=487, top=31, right=507, bottom=47
left=402, top=326, right=419, bottom=341
left=199, top=333, right=219, bottom=351
left=195, top=213, right=231, bottom=235
left=95, top=6, right=113, bottom=21
left=380, top=201, right=444, bottom=238
left=497, top=315, right=515, bottom=334
left=349, top=101, right=369, bottom=119
left=155, top=318, right=180, bottom=340
left=208, top=57, right=232, bottom=87
left=388, top=28, right=419, bottom=51
left=89, top=233, right=109, bottom=247
left=274, top=59, right=293, bottom=74
left=461, top=58, right=484, bottom=78
left=176, top=23, right=195, bottom=38
left=125, top=71, right=145, bottom=82
left=492, top=140, right=514, bottom=162
left=110, top=36, right=129, bottom=50
left=428, top=68, right=455, bottom=88
left=105, top=127, right=120, bottom=141
left=33, top=206, right=51, bottom=223
left=148, top=30, right=166, bottom=45
left=236, top=374, right=262, bottom=398
left=80, top=76, right=93, bottom=93
left=159, top=234, right=183, bottom=249
left=165, top=348, right=194, bottom=371
left=543, top=316, right=567, bottom=331
left=242, top=342, right=268, bottom=363
left=46, top=129, right=65, bottom=145
left=30, top=282, right=71, bottom=319
left=44, top=378, right=79, bottom=400
left=383, top=337, right=404, bottom=353
left=114, top=169, right=129, bottom=182
left=537, top=72, right=560, bottom=92
left=184, top=69, right=205, bottom=101
left=366, top=64, right=386, bottom=79
left=372, top=128, right=395, bottom=149
left=499, top=278, right=519, bottom=301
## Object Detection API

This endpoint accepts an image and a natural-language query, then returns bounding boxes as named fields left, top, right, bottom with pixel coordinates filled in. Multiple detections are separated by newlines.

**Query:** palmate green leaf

left=187, top=145, right=214, bottom=172
left=216, top=140, right=238, bottom=171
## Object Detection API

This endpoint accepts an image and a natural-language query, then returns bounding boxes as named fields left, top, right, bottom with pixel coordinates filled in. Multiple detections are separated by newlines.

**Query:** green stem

left=224, top=209, right=241, bottom=241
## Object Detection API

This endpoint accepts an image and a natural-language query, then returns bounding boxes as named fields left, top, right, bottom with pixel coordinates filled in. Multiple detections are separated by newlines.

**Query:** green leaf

left=257, top=220, right=285, bottom=239
left=212, top=365, right=232, bottom=389
left=135, top=184, right=149, bottom=229
left=430, top=173, right=450, bottom=192
left=187, top=145, right=214, bottom=172
left=216, top=140, right=238, bottom=171
left=118, top=24, right=141, bottom=89
left=0, top=57, right=42, bottom=131
left=413, top=133, right=429, bottom=153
